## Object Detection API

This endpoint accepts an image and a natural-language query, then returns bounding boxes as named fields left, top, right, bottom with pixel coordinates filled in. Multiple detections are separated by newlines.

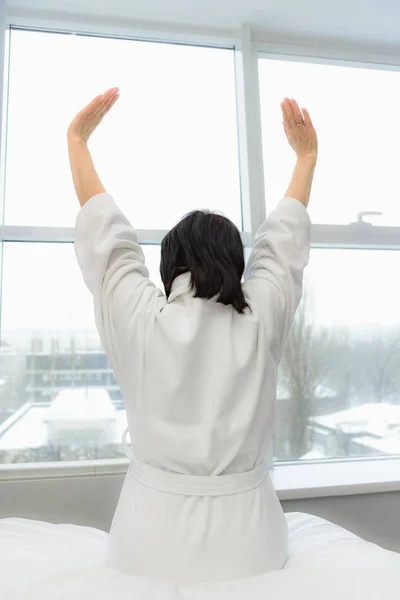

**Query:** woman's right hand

left=67, top=88, right=119, bottom=145
left=281, top=98, right=318, bottom=160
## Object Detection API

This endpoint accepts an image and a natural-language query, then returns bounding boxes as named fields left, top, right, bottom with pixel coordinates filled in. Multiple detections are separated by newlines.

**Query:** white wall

left=1, top=474, right=399, bottom=552
left=283, top=493, right=400, bottom=553
left=0, top=475, right=123, bottom=529
left=8, top=0, right=400, bottom=52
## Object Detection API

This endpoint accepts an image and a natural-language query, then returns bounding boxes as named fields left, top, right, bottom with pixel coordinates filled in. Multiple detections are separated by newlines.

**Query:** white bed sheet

left=0, top=512, right=399, bottom=599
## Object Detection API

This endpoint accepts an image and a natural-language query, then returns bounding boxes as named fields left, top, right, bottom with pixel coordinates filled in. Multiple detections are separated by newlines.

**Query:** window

left=0, top=242, right=160, bottom=462
left=6, top=29, right=241, bottom=230
left=258, top=57, right=400, bottom=226
left=259, top=55, right=400, bottom=462
left=3, top=24, right=399, bottom=470
left=0, top=27, right=242, bottom=464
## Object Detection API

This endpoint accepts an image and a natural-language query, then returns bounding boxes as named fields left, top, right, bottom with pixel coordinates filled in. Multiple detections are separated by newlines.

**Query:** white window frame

left=0, top=10, right=399, bottom=485
left=256, top=41, right=400, bottom=469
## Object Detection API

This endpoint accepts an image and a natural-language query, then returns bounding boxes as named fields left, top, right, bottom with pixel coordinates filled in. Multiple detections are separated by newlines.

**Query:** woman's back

left=131, top=272, right=270, bottom=476
left=75, top=195, right=310, bottom=479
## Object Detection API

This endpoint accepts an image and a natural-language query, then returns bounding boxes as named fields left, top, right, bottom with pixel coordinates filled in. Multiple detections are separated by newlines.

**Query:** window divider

left=234, top=26, right=266, bottom=238
left=311, top=224, right=400, bottom=249
left=0, top=226, right=254, bottom=246
left=0, top=9, right=10, bottom=352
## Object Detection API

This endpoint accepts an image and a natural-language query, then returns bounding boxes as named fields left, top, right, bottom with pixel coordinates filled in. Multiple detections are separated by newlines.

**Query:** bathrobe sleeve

left=243, top=197, right=311, bottom=354
left=74, top=193, right=163, bottom=375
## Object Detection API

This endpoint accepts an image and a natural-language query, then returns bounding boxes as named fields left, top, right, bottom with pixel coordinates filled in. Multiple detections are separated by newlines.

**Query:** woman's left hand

left=67, top=87, right=120, bottom=144
left=281, top=98, right=317, bottom=160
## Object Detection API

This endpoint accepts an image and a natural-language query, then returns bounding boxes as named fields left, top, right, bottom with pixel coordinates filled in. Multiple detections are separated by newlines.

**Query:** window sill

left=271, top=457, right=400, bottom=500
left=0, top=457, right=399, bottom=500
left=0, top=458, right=129, bottom=482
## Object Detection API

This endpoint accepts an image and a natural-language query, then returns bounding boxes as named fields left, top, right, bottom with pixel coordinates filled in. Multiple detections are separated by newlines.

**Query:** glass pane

left=0, top=242, right=161, bottom=463
left=275, top=249, right=400, bottom=461
left=5, top=29, right=242, bottom=229
left=259, top=58, right=400, bottom=226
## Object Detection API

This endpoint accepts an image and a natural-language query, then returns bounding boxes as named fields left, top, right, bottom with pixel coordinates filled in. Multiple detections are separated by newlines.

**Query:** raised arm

left=67, top=87, right=119, bottom=206
left=244, top=99, right=317, bottom=349
left=281, top=97, right=317, bottom=207
left=67, top=89, right=162, bottom=377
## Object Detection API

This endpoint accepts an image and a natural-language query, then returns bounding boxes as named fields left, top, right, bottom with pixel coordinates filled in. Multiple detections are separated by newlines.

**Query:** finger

left=281, top=102, right=292, bottom=129
left=283, top=97, right=298, bottom=127
left=290, top=99, right=304, bottom=124
left=103, top=87, right=119, bottom=97
left=99, top=94, right=119, bottom=120
left=99, top=88, right=119, bottom=108
left=92, top=92, right=119, bottom=127
left=86, top=88, right=118, bottom=116
left=93, top=90, right=119, bottom=121
left=99, top=91, right=119, bottom=117
left=302, top=107, right=313, bottom=129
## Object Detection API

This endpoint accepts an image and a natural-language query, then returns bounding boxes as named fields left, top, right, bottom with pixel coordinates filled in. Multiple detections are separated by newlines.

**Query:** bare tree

left=347, top=330, right=400, bottom=404
left=277, top=306, right=400, bottom=459
left=278, top=296, right=336, bottom=458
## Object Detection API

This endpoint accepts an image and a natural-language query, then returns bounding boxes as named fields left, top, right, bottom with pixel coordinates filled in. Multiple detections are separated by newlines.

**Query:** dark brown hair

left=160, top=211, right=247, bottom=313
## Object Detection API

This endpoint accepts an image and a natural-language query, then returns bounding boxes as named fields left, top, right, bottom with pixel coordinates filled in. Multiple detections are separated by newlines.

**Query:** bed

left=0, top=512, right=399, bottom=599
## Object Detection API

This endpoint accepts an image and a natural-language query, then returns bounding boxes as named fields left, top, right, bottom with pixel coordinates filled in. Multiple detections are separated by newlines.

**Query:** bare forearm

left=68, top=137, right=105, bottom=207
left=285, top=155, right=316, bottom=208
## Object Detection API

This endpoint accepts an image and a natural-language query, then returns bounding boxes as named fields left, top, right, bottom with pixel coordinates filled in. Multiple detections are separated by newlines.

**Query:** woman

left=68, top=88, right=317, bottom=583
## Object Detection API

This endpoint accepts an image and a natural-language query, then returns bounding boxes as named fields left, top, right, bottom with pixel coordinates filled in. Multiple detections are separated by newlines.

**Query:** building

left=0, top=387, right=128, bottom=462
left=44, top=388, right=118, bottom=445
left=309, top=403, right=400, bottom=458
left=25, top=348, right=123, bottom=407
left=0, top=339, right=23, bottom=424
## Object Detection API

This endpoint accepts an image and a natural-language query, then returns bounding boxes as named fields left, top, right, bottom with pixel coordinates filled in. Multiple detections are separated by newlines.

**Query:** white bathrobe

left=75, top=194, right=311, bottom=583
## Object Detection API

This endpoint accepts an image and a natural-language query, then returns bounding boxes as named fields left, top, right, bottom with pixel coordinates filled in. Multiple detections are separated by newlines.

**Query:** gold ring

left=297, top=120, right=304, bottom=126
